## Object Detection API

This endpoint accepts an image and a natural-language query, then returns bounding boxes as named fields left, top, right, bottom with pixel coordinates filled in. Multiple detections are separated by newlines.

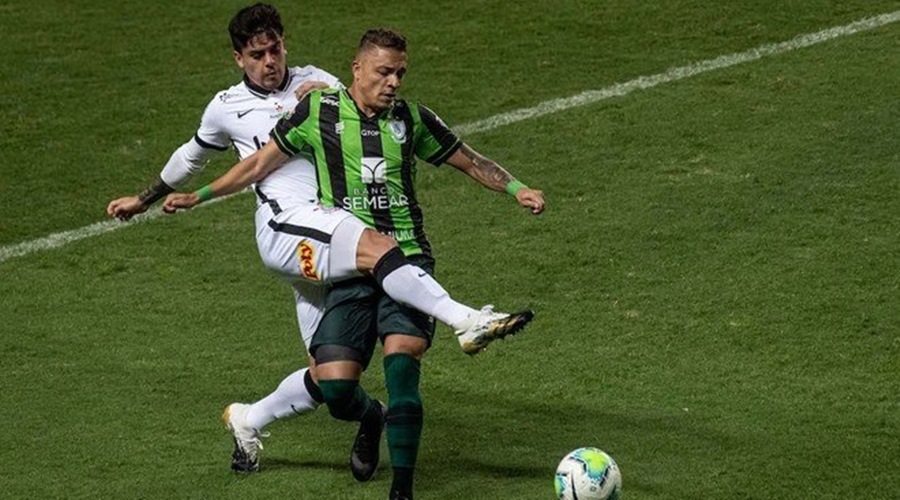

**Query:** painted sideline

left=0, top=195, right=238, bottom=263
left=1, top=10, right=898, bottom=265
left=456, top=10, right=900, bottom=136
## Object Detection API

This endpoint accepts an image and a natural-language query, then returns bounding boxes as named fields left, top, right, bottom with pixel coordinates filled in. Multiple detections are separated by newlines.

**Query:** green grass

left=1, top=1, right=898, bottom=499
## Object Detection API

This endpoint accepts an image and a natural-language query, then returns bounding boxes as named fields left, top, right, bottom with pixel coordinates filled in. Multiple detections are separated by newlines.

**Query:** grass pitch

left=1, top=1, right=898, bottom=498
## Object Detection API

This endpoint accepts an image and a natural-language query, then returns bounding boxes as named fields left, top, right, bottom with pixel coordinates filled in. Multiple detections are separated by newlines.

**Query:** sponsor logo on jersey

left=297, top=240, right=319, bottom=281
left=360, top=128, right=380, bottom=137
left=237, top=109, right=253, bottom=119
left=388, top=119, right=406, bottom=144
left=360, top=157, right=387, bottom=184
left=321, top=95, right=339, bottom=107
left=335, top=122, right=344, bottom=135
left=343, top=157, right=410, bottom=210
left=342, top=191, right=409, bottom=211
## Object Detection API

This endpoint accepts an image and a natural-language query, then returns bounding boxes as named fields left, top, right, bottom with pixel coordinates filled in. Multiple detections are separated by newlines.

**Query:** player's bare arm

left=163, top=141, right=288, bottom=212
left=446, top=144, right=546, bottom=215
left=107, top=177, right=176, bottom=221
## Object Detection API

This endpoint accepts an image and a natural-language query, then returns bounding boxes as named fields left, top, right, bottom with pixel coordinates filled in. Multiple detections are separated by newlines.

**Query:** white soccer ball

left=554, top=447, right=621, bottom=500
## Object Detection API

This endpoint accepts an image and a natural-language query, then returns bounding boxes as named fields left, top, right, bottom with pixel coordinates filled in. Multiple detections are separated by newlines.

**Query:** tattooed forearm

left=137, top=176, right=175, bottom=205
left=461, top=144, right=515, bottom=191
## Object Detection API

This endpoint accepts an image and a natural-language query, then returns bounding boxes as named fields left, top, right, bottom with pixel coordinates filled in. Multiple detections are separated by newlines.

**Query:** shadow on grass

left=416, top=386, right=738, bottom=496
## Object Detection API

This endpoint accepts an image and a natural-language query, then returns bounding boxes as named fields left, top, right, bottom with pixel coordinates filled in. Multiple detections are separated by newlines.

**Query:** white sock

left=246, top=368, right=319, bottom=431
left=380, top=263, right=477, bottom=329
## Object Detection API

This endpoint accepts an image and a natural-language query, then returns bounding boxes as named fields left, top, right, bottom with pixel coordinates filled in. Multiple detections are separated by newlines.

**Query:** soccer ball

left=554, top=447, right=621, bottom=500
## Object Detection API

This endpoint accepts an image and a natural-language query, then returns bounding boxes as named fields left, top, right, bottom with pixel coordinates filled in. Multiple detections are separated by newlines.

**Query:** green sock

left=384, top=353, right=423, bottom=469
left=318, top=379, right=373, bottom=422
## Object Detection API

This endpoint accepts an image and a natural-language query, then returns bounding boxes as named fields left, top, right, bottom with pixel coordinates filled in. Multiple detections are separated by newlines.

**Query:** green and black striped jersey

left=270, top=88, right=462, bottom=257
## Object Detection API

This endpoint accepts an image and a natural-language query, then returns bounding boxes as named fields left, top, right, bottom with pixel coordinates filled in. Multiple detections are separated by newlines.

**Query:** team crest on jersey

left=388, top=119, right=406, bottom=144
left=269, top=102, right=287, bottom=118
left=297, top=240, right=320, bottom=281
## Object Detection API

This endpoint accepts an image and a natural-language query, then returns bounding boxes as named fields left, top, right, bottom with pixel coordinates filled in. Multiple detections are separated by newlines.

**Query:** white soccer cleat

left=222, top=403, right=268, bottom=473
left=455, top=305, right=535, bottom=355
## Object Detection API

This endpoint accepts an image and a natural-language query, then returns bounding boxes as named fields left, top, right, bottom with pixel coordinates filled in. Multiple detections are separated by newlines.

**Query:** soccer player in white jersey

left=106, top=3, right=348, bottom=474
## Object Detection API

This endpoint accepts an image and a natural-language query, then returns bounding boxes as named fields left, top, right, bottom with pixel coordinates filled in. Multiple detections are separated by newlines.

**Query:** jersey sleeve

left=270, top=93, right=313, bottom=157
left=159, top=94, right=230, bottom=187
left=193, top=93, right=231, bottom=151
left=412, top=103, right=462, bottom=166
left=159, top=139, right=220, bottom=188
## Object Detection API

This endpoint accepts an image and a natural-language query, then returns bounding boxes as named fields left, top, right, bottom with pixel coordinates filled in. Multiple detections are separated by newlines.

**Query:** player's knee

left=383, top=335, right=427, bottom=360
left=357, top=229, right=399, bottom=273
left=365, top=229, right=398, bottom=253
left=319, top=379, right=362, bottom=421
left=306, top=356, right=318, bottom=382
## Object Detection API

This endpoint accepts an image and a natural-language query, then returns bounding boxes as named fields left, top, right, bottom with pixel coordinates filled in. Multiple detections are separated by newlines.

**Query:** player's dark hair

left=358, top=28, right=407, bottom=54
left=228, top=3, right=284, bottom=52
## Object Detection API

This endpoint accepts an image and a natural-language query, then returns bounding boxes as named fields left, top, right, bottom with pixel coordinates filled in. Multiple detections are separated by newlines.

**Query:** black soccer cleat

left=351, top=400, right=386, bottom=481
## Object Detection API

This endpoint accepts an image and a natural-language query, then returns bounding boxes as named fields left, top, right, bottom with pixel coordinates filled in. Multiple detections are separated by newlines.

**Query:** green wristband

left=195, top=185, right=214, bottom=203
left=505, top=180, right=527, bottom=197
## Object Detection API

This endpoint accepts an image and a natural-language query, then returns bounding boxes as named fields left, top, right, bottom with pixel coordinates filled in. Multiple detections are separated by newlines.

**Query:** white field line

left=0, top=194, right=238, bottom=263
left=455, top=10, right=900, bottom=136
left=1, top=10, right=898, bottom=265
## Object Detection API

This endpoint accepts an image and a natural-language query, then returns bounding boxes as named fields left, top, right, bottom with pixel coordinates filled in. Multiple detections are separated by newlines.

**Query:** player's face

left=351, top=47, right=408, bottom=115
left=234, top=34, right=287, bottom=91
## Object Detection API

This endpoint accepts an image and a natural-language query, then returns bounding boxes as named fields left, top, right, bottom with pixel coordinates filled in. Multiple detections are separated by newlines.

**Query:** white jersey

left=158, top=65, right=343, bottom=346
left=171, top=65, right=340, bottom=208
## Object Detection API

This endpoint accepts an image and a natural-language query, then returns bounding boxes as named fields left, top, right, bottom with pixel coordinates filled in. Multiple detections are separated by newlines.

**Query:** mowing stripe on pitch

left=1, top=10, right=898, bottom=265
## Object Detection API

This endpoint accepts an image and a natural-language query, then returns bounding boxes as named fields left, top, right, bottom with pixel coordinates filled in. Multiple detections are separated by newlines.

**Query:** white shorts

left=254, top=201, right=368, bottom=346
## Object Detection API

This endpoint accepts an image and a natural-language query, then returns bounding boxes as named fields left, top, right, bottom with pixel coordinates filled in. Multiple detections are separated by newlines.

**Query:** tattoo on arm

left=461, top=144, right=515, bottom=191
left=137, top=176, right=175, bottom=205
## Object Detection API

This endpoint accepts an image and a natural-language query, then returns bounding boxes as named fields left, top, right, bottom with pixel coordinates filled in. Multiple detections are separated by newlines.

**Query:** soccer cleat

left=389, top=490, right=413, bottom=500
left=455, top=305, right=535, bottom=355
left=222, top=403, right=268, bottom=473
left=350, top=401, right=386, bottom=482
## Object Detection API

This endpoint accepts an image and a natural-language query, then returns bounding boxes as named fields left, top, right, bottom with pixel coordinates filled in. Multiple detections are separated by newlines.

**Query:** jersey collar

left=243, top=70, right=291, bottom=99
left=344, top=88, right=393, bottom=122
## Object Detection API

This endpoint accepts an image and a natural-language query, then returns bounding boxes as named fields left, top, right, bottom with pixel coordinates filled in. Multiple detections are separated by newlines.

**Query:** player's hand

left=516, top=188, right=545, bottom=215
left=295, top=81, right=331, bottom=100
left=107, top=196, right=148, bottom=221
left=162, top=192, right=200, bottom=214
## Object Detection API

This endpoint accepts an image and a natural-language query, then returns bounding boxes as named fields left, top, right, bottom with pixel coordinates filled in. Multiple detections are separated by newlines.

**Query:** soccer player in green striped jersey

left=269, top=76, right=476, bottom=259
left=166, top=28, right=544, bottom=499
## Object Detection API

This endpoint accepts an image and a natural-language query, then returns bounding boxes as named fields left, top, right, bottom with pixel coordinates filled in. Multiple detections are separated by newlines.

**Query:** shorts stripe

left=193, top=134, right=229, bottom=151
left=267, top=219, right=332, bottom=244
left=255, top=185, right=282, bottom=215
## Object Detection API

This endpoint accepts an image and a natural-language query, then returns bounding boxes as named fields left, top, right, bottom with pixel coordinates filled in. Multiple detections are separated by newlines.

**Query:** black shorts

left=309, top=255, right=437, bottom=368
